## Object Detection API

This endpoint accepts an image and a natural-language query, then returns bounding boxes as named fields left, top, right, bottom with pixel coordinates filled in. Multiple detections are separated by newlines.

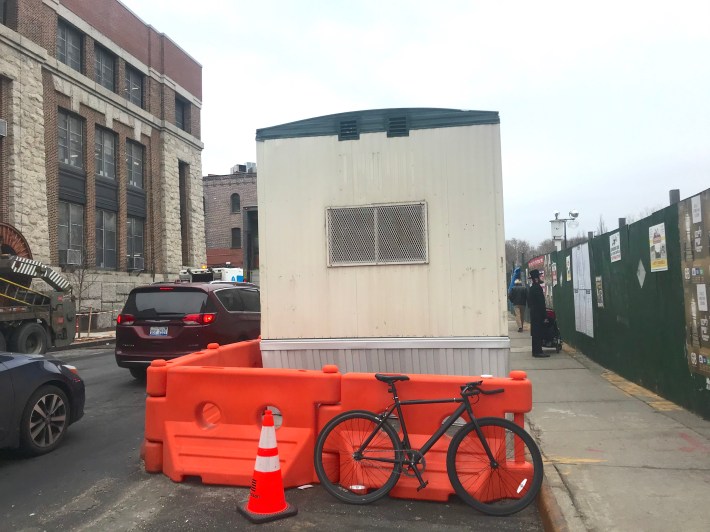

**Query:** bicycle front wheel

left=447, top=417, right=543, bottom=516
left=314, top=410, right=403, bottom=504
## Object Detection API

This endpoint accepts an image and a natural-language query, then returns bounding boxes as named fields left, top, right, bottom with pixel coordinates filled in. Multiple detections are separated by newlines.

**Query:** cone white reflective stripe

left=255, top=454, right=281, bottom=473
left=258, top=424, right=277, bottom=450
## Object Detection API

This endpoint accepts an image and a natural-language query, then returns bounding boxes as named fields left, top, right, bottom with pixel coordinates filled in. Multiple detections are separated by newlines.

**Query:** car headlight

left=61, top=364, right=80, bottom=375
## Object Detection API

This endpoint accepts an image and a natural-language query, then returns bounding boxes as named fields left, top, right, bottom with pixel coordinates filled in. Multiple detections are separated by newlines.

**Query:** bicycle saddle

left=375, top=373, right=410, bottom=384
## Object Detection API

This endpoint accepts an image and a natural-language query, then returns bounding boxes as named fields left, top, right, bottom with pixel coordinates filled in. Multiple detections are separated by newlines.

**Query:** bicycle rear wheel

left=314, top=410, right=403, bottom=504
left=447, top=417, right=543, bottom=516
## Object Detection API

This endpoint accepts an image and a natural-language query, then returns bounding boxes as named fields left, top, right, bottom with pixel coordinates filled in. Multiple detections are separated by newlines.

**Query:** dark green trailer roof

left=255, top=108, right=499, bottom=142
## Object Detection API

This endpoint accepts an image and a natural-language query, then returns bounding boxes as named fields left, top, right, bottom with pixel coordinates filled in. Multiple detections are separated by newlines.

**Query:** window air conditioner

left=0, top=119, right=7, bottom=137
left=132, top=256, right=145, bottom=270
left=66, top=249, right=82, bottom=265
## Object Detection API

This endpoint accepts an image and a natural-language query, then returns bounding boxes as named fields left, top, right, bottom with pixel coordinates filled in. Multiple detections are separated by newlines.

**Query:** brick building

left=203, top=167, right=258, bottom=282
left=0, top=0, right=205, bottom=327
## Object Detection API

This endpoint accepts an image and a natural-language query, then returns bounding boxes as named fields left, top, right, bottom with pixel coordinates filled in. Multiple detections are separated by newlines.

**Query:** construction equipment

left=0, top=224, right=76, bottom=354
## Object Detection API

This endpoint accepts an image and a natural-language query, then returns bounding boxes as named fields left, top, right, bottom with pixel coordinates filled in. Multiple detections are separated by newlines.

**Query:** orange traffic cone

left=238, top=409, right=298, bottom=524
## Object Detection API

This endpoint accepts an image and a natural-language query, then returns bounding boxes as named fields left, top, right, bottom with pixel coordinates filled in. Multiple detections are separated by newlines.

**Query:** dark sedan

left=0, top=352, right=85, bottom=456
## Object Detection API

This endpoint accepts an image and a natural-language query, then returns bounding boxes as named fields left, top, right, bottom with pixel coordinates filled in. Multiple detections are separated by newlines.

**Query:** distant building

left=0, top=0, right=204, bottom=327
left=203, top=168, right=259, bottom=282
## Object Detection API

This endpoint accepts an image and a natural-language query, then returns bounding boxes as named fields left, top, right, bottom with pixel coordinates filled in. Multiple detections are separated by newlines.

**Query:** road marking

left=545, top=457, right=607, bottom=464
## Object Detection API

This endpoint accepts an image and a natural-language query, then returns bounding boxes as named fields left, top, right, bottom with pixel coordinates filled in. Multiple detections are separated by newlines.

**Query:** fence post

left=87, top=306, right=94, bottom=338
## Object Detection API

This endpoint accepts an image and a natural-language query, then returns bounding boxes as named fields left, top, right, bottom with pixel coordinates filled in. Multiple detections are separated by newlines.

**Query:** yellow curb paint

left=647, top=400, right=682, bottom=411
left=600, top=371, right=682, bottom=411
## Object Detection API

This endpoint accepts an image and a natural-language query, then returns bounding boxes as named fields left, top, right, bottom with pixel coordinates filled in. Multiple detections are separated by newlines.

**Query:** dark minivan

left=115, top=282, right=260, bottom=379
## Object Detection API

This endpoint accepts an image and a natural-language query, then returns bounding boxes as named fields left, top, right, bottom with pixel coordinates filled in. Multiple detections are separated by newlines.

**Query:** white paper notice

left=698, top=284, right=708, bottom=312
left=692, top=195, right=702, bottom=224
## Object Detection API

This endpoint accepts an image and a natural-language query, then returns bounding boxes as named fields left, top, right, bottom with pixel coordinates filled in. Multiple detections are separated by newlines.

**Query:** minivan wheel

left=129, top=367, right=147, bottom=381
left=19, top=385, right=70, bottom=456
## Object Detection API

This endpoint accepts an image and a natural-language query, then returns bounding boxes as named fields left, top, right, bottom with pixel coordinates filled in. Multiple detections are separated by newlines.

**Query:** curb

left=50, top=338, right=115, bottom=352
left=537, top=465, right=586, bottom=532
left=538, top=475, right=568, bottom=532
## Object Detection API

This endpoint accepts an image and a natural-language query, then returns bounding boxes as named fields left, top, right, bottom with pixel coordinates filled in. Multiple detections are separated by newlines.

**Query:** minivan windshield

left=125, top=289, right=209, bottom=317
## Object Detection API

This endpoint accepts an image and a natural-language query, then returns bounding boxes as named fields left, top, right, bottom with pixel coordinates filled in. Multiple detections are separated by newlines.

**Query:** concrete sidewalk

left=49, top=329, right=116, bottom=351
left=509, top=318, right=710, bottom=532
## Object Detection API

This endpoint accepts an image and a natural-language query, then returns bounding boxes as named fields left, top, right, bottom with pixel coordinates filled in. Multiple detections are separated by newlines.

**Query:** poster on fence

left=552, top=263, right=558, bottom=287
left=610, top=232, right=621, bottom=262
left=596, top=276, right=604, bottom=308
left=649, top=223, right=668, bottom=272
left=679, top=191, right=710, bottom=378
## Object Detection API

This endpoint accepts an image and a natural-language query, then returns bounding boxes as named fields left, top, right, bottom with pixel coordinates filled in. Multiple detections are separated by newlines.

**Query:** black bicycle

left=314, top=373, right=543, bottom=516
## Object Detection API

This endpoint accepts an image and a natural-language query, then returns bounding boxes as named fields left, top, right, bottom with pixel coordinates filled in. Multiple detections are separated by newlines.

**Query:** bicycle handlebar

left=461, top=381, right=504, bottom=396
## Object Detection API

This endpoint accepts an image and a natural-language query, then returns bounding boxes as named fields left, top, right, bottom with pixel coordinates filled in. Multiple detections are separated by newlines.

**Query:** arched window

left=231, top=193, right=241, bottom=213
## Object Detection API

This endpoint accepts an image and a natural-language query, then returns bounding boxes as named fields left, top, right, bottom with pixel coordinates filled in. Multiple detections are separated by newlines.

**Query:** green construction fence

left=543, top=203, right=710, bottom=420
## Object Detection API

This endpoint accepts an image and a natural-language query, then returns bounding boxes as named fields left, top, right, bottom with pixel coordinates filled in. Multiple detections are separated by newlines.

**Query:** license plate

left=149, top=326, right=168, bottom=336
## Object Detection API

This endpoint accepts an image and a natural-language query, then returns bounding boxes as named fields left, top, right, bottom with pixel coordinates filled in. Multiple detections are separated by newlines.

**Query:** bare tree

left=505, top=238, right=534, bottom=274
left=63, top=248, right=101, bottom=338
left=534, top=239, right=557, bottom=256
left=597, top=215, right=608, bottom=236
left=625, top=204, right=664, bottom=224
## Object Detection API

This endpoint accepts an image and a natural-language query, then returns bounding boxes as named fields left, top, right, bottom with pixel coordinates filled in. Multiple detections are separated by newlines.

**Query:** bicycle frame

left=355, top=387, right=500, bottom=484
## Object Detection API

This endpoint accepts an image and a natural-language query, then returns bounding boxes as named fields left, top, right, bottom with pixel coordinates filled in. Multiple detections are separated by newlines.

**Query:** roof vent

left=338, top=119, right=359, bottom=141
left=387, top=116, right=409, bottom=137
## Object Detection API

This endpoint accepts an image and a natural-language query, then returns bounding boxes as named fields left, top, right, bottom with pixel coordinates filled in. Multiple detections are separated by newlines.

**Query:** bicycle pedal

left=416, top=481, right=429, bottom=492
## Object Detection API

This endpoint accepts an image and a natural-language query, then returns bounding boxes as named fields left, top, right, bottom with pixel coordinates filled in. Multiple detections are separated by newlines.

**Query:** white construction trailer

left=255, top=108, right=509, bottom=375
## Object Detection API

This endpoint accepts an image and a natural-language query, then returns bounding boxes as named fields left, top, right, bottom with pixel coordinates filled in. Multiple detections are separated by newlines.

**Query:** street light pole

left=564, top=220, right=567, bottom=250
left=551, top=210, right=579, bottom=250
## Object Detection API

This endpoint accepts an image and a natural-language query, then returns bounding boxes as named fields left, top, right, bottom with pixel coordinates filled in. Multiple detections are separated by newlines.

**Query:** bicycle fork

left=462, top=400, right=499, bottom=469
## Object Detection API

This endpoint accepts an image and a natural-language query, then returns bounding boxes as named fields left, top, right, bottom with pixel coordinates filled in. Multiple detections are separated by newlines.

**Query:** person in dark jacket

left=528, top=269, right=549, bottom=358
left=508, top=278, right=527, bottom=332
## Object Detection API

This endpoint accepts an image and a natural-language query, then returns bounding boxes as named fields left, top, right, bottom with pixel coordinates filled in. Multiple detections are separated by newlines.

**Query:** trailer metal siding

left=257, top=109, right=509, bottom=375
left=257, top=113, right=506, bottom=342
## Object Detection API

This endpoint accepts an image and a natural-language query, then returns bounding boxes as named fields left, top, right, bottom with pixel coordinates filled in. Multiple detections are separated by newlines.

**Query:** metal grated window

left=327, top=202, right=428, bottom=266
left=387, top=116, right=409, bottom=137
left=338, top=119, right=359, bottom=141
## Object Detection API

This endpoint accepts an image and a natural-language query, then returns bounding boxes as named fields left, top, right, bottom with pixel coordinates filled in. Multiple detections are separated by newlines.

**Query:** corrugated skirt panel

left=261, top=346, right=509, bottom=376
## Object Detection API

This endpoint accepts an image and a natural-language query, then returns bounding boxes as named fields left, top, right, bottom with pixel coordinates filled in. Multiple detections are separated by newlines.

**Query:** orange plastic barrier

left=143, top=339, right=342, bottom=488
left=142, top=340, right=534, bottom=505
left=319, top=370, right=532, bottom=501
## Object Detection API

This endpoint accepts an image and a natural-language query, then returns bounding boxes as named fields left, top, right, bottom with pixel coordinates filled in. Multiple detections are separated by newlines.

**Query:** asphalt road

left=0, top=347, right=544, bottom=531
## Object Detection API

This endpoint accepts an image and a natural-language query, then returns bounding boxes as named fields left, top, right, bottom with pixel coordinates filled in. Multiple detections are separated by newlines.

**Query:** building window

left=124, top=65, right=143, bottom=107
left=231, top=193, right=240, bottom=213
left=127, top=216, right=145, bottom=270
left=126, top=140, right=143, bottom=188
left=326, top=202, right=428, bottom=266
left=175, top=96, right=189, bottom=132
left=58, top=201, right=84, bottom=265
left=1, top=0, right=11, bottom=26
left=57, top=20, right=82, bottom=72
left=95, top=209, right=116, bottom=269
left=231, top=228, right=242, bottom=249
left=58, top=110, right=84, bottom=168
left=94, top=127, right=116, bottom=178
left=95, top=44, right=115, bottom=91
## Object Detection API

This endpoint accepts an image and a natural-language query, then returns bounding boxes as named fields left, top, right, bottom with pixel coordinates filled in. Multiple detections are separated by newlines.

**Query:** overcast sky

left=120, top=0, right=710, bottom=246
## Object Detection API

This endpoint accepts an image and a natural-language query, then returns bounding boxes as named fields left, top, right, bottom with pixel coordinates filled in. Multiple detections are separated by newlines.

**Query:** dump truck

left=0, top=249, right=76, bottom=354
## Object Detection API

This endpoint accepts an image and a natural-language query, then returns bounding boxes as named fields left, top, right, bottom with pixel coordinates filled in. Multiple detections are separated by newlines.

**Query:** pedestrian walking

left=508, top=278, right=527, bottom=332
left=528, top=269, right=549, bottom=358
